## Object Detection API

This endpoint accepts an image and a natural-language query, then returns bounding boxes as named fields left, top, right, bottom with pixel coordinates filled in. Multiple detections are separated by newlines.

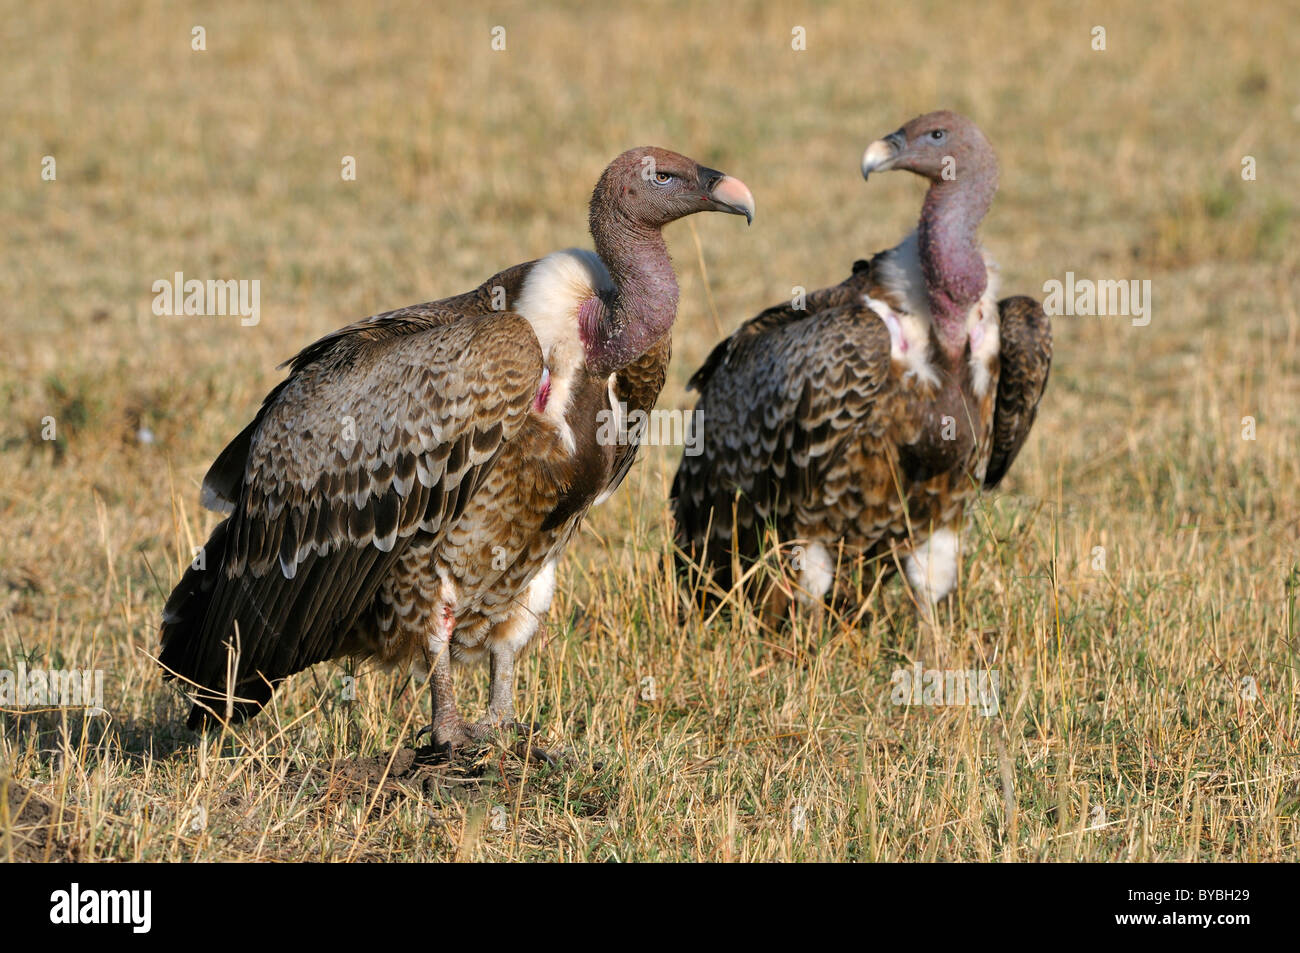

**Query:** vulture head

left=591, top=147, right=755, bottom=231
left=860, top=110, right=997, bottom=188
left=582, top=147, right=753, bottom=376
left=860, top=111, right=999, bottom=360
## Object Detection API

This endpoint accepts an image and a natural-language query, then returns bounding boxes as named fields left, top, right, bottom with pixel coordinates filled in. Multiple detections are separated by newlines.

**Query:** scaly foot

left=473, top=715, right=559, bottom=767
left=414, top=718, right=491, bottom=759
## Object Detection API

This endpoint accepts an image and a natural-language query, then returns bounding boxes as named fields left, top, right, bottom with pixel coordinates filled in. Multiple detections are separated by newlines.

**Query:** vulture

left=159, top=147, right=754, bottom=753
left=671, top=111, right=1050, bottom=623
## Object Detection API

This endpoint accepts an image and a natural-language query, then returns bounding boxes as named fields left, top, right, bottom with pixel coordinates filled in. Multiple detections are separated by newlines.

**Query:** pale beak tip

left=709, top=174, right=755, bottom=225
left=861, top=138, right=900, bottom=181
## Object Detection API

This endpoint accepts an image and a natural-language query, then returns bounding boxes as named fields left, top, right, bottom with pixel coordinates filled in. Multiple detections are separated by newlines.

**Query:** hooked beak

left=700, top=168, right=755, bottom=224
left=862, top=131, right=905, bottom=180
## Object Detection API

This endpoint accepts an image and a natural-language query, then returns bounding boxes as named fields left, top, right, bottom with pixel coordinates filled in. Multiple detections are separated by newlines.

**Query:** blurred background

left=2, top=1, right=1298, bottom=860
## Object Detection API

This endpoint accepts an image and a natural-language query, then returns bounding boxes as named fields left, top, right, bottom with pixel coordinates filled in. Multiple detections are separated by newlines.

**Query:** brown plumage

left=983, top=296, right=1052, bottom=488
left=671, top=112, right=1051, bottom=620
left=160, top=148, right=754, bottom=750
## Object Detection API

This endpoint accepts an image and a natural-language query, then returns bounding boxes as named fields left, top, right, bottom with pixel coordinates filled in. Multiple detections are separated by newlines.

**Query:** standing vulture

left=671, top=112, right=1050, bottom=622
left=160, top=147, right=754, bottom=752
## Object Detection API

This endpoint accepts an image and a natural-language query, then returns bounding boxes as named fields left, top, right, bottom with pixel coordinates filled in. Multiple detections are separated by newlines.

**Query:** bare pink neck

left=916, top=168, right=996, bottom=362
left=580, top=208, right=678, bottom=376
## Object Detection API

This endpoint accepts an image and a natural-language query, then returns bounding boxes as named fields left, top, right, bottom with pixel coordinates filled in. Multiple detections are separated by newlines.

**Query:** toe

left=513, top=741, right=560, bottom=767
left=415, top=720, right=488, bottom=756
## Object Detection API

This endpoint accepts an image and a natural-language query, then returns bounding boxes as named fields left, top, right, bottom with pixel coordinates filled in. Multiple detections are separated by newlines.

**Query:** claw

left=514, top=741, right=559, bottom=767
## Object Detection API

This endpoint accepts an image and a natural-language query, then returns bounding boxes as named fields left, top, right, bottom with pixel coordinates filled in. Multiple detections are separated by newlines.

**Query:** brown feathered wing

left=160, top=305, right=542, bottom=726
left=671, top=285, right=894, bottom=590
left=984, top=295, right=1052, bottom=488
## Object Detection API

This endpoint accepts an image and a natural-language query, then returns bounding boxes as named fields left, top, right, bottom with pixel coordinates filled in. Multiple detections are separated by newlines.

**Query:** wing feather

left=984, top=296, right=1052, bottom=488
left=672, top=296, right=893, bottom=578
left=160, top=308, right=543, bottom=725
left=687, top=257, right=875, bottom=393
left=598, top=334, right=672, bottom=504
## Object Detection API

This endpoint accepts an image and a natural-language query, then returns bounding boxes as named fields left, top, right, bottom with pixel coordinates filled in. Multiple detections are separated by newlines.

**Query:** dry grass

left=2, top=0, right=1298, bottom=861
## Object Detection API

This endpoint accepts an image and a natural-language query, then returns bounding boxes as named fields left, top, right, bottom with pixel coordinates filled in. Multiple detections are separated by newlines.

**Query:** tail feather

left=159, top=519, right=275, bottom=729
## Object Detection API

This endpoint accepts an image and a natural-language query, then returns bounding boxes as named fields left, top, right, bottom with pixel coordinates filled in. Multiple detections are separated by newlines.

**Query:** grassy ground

left=2, top=0, right=1298, bottom=861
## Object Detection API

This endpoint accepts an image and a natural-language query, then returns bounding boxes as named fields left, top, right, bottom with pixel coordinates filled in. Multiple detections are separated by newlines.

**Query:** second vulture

left=671, top=111, right=1051, bottom=622
left=160, top=147, right=754, bottom=754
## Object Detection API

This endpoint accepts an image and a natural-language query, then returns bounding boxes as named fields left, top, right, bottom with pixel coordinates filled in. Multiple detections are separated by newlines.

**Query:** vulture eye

left=652, top=172, right=674, bottom=186
left=929, top=129, right=947, bottom=142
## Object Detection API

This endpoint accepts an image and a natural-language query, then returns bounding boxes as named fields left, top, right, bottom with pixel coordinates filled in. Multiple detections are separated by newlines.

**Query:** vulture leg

left=784, top=541, right=833, bottom=636
left=425, top=644, right=479, bottom=749
left=483, top=645, right=518, bottom=727
left=476, top=604, right=559, bottom=767
left=760, top=583, right=793, bottom=634
left=481, top=645, right=557, bottom=766
left=418, top=604, right=480, bottom=752
left=902, top=526, right=961, bottom=629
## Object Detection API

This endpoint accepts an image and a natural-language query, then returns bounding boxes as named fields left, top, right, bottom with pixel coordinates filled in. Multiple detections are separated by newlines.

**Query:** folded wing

left=160, top=307, right=542, bottom=725
left=984, top=295, right=1052, bottom=488
left=672, top=290, right=893, bottom=583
